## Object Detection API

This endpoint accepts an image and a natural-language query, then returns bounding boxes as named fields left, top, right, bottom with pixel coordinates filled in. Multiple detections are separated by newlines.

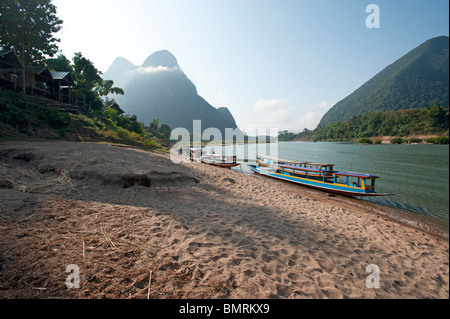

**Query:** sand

left=0, top=141, right=448, bottom=299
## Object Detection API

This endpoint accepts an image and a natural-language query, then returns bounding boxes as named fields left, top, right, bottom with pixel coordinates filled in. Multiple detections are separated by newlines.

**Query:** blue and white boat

left=249, top=155, right=392, bottom=197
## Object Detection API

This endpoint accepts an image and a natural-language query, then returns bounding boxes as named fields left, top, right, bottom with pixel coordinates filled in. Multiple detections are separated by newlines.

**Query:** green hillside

left=318, top=36, right=449, bottom=127
left=0, top=89, right=163, bottom=151
left=284, top=102, right=449, bottom=143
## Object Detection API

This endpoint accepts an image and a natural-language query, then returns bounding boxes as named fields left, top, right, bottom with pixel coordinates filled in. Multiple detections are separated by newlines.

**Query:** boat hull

left=201, top=159, right=241, bottom=168
left=249, top=165, right=391, bottom=197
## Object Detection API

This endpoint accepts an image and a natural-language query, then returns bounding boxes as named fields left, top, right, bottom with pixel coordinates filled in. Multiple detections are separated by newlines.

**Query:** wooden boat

left=249, top=161, right=392, bottom=197
left=201, top=154, right=241, bottom=168
left=189, top=148, right=240, bottom=168
left=256, top=154, right=335, bottom=178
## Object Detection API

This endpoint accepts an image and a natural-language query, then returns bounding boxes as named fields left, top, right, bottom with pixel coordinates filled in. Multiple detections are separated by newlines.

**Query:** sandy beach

left=0, top=141, right=448, bottom=299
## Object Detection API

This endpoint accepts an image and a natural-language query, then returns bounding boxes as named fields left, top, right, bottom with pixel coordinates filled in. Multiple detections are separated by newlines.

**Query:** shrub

left=374, top=139, right=382, bottom=145
left=359, top=137, right=373, bottom=144
left=407, top=137, right=422, bottom=144
left=390, top=137, right=404, bottom=144
left=39, top=107, right=70, bottom=131
left=427, top=136, right=449, bottom=144
left=437, top=136, right=449, bottom=144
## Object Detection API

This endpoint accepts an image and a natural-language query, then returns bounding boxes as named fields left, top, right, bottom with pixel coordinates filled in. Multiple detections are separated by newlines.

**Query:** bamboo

left=147, top=270, right=153, bottom=299
left=82, top=240, right=86, bottom=262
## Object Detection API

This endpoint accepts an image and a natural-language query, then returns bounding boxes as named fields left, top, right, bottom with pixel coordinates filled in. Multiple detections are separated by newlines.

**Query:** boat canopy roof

left=257, top=154, right=306, bottom=165
left=277, top=164, right=334, bottom=173
left=257, top=154, right=333, bottom=167
left=335, top=171, right=379, bottom=179
left=277, top=164, right=378, bottom=178
left=306, top=162, right=335, bottom=167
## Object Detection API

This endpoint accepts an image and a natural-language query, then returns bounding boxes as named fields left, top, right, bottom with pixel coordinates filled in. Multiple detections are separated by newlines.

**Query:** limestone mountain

left=103, top=57, right=137, bottom=90
left=318, top=36, right=449, bottom=127
left=104, top=50, right=238, bottom=134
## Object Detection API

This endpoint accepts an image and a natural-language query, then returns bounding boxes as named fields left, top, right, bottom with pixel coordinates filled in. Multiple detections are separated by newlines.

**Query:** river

left=205, top=141, right=449, bottom=230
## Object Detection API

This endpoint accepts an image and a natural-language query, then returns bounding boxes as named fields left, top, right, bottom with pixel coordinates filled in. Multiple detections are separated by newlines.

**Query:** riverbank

left=0, top=141, right=448, bottom=299
left=290, top=133, right=449, bottom=144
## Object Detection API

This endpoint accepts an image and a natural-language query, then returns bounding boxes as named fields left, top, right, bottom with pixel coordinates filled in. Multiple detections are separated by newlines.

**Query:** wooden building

left=0, top=50, right=22, bottom=91
left=23, top=66, right=53, bottom=96
left=50, top=71, right=75, bottom=103
left=1, top=49, right=85, bottom=114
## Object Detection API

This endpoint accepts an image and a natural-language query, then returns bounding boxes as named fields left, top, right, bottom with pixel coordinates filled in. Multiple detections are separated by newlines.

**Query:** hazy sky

left=52, top=0, right=449, bottom=132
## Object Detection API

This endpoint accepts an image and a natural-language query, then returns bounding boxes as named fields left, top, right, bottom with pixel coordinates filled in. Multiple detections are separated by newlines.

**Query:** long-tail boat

left=256, top=154, right=335, bottom=178
left=189, top=149, right=240, bottom=168
left=201, top=154, right=241, bottom=168
left=249, top=155, right=392, bottom=197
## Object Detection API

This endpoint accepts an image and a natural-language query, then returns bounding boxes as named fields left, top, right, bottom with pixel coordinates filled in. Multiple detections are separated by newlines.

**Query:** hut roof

left=107, top=102, right=125, bottom=115
left=25, top=66, right=52, bottom=79
left=50, top=71, right=75, bottom=86
left=0, top=50, right=23, bottom=69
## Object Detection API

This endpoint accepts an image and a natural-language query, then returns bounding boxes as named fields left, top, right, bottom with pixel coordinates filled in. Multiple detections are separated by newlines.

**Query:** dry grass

left=0, top=167, right=79, bottom=195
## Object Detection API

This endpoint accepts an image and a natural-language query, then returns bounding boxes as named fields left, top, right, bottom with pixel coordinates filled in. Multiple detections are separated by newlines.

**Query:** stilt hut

left=0, top=50, right=22, bottom=91
left=50, top=71, right=75, bottom=103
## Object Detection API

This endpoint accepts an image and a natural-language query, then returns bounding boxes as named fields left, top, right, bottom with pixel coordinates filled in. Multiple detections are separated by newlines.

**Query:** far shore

left=290, top=133, right=449, bottom=144
left=170, top=133, right=450, bottom=148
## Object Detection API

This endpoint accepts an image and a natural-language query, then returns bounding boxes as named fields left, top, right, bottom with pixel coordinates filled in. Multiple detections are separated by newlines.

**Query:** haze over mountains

left=103, top=50, right=238, bottom=134
left=104, top=36, right=449, bottom=135
left=318, top=36, right=449, bottom=128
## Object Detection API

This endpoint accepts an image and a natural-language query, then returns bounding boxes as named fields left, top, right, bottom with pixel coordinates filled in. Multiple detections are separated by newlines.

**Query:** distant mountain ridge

left=318, top=36, right=449, bottom=128
left=103, top=57, right=137, bottom=90
left=103, top=50, right=238, bottom=134
left=142, top=50, right=179, bottom=68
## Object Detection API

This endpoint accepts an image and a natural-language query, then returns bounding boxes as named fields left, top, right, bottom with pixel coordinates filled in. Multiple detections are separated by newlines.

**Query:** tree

left=1, top=0, right=63, bottom=94
left=149, top=118, right=160, bottom=136
left=71, top=52, right=124, bottom=111
left=429, top=102, right=446, bottom=130
left=159, top=124, right=172, bottom=139
left=72, top=52, right=102, bottom=91
left=45, top=53, right=73, bottom=72
left=0, top=0, right=63, bottom=65
left=71, top=52, right=102, bottom=110
left=147, top=118, right=171, bottom=138
left=95, top=80, right=124, bottom=97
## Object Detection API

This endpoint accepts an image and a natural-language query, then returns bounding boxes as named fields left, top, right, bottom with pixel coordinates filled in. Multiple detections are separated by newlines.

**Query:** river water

left=206, top=141, right=449, bottom=230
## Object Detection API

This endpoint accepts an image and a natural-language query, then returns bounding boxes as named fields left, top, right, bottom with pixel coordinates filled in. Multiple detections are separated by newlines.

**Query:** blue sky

left=52, top=0, right=449, bottom=132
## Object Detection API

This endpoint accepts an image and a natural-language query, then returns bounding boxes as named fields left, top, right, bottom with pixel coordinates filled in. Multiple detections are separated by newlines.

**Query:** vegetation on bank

left=0, top=89, right=165, bottom=151
left=0, top=1, right=172, bottom=151
left=387, top=136, right=449, bottom=145
left=279, top=103, right=449, bottom=144
left=0, top=50, right=171, bottom=150
left=357, top=136, right=449, bottom=145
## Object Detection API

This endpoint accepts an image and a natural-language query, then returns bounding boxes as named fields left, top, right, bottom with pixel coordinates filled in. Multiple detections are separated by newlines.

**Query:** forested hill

left=318, top=36, right=449, bottom=127
left=282, top=103, right=449, bottom=143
